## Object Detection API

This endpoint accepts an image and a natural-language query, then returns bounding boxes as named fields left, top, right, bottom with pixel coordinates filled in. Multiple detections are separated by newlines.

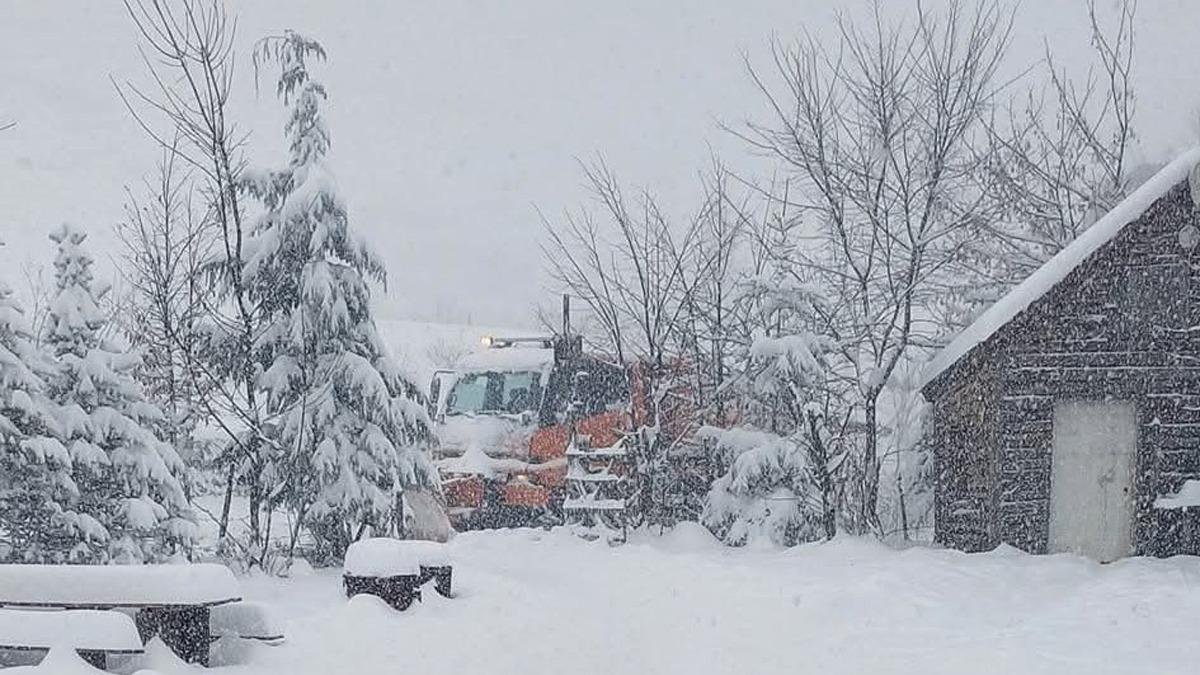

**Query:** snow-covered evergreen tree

left=44, top=225, right=192, bottom=562
left=0, top=270, right=83, bottom=562
left=244, top=32, right=436, bottom=558
left=701, top=277, right=844, bottom=546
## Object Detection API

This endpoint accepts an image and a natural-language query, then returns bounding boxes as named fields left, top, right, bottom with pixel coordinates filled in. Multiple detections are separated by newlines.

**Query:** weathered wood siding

left=931, top=356, right=999, bottom=552
left=929, top=181, right=1200, bottom=557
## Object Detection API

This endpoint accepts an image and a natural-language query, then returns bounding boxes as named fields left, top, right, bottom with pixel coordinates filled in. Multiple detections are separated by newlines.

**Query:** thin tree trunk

left=287, top=504, right=307, bottom=562
left=395, top=491, right=407, bottom=539
left=261, top=495, right=275, bottom=569
left=863, top=395, right=881, bottom=534
left=218, top=464, right=235, bottom=541
left=248, top=464, right=264, bottom=565
left=806, top=411, right=836, bottom=540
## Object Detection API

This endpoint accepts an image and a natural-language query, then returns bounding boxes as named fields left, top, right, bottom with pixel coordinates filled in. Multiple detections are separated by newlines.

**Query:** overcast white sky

left=3, top=1, right=1199, bottom=326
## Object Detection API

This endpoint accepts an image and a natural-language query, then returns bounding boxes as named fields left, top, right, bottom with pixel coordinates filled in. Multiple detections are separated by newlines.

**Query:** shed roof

left=923, top=147, right=1200, bottom=387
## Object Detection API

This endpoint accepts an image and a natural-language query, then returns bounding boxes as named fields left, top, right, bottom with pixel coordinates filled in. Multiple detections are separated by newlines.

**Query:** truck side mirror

left=429, top=369, right=456, bottom=421
left=427, top=376, right=441, bottom=418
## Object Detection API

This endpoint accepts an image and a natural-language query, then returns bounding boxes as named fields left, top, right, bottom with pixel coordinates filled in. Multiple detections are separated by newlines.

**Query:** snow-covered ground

left=125, top=526, right=1200, bottom=675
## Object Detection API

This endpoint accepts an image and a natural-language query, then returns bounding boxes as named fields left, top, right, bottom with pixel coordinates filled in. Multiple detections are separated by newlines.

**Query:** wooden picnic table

left=0, top=563, right=241, bottom=666
left=343, top=538, right=453, bottom=610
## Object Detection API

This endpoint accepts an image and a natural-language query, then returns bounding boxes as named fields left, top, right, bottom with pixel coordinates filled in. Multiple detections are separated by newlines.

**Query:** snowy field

left=121, top=527, right=1200, bottom=675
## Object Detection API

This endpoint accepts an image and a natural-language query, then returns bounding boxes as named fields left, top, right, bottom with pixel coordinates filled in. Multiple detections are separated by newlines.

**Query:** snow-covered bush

left=701, top=278, right=850, bottom=546
left=700, top=427, right=824, bottom=547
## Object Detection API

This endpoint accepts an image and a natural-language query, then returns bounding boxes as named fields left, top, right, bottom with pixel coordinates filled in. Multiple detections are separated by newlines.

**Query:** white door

left=1049, top=401, right=1136, bottom=562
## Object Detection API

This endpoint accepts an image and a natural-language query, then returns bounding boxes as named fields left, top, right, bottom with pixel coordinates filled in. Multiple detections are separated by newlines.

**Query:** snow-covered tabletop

left=343, top=538, right=451, bottom=577
left=0, top=563, right=241, bottom=608
left=0, top=608, right=143, bottom=652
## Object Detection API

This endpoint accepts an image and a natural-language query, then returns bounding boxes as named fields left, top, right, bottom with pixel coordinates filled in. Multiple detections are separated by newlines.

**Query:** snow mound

left=4, top=647, right=107, bottom=674
left=208, top=634, right=256, bottom=668
left=131, top=637, right=193, bottom=674
left=210, top=601, right=284, bottom=641
left=285, top=558, right=316, bottom=577
left=1156, top=480, right=1200, bottom=509
left=654, top=521, right=721, bottom=552
left=924, top=147, right=1200, bottom=386
left=344, top=538, right=451, bottom=577
left=342, top=592, right=398, bottom=619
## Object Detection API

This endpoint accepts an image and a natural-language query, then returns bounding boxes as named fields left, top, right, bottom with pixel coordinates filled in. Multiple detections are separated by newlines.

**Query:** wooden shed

left=922, top=148, right=1200, bottom=562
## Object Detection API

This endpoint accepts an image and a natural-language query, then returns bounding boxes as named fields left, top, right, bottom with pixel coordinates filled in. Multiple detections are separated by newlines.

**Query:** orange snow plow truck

left=428, top=333, right=631, bottom=529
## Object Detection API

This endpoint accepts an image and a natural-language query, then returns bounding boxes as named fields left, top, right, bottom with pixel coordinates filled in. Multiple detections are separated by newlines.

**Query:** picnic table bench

left=343, top=538, right=453, bottom=611
left=0, top=563, right=241, bottom=667
left=210, top=601, right=284, bottom=645
left=0, top=608, right=143, bottom=670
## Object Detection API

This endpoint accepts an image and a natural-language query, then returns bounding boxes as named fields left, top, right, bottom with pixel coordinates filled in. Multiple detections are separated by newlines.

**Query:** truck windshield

left=444, top=370, right=542, bottom=416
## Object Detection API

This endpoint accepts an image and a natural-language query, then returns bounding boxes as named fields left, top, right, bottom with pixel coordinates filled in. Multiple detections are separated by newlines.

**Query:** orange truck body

left=443, top=408, right=627, bottom=512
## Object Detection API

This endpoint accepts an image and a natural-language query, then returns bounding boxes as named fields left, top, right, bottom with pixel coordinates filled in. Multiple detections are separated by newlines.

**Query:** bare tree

left=18, top=263, right=52, bottom=346
left=542, top=159, right=704, bottom=526
left=116, top=140, right=216, bottom=500
left=118, top=0, right=273, bottom=561
left=737, top=1, right=1013, bottom=530
left=676, top=160, right=756, bottom=428
left=661, top=160, right=780, bottom=521
left=975, top=0, right=1138, bottom=298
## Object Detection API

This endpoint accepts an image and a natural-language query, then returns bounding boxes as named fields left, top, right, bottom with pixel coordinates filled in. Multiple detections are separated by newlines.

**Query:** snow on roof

left=0, top=563, right=241, bottom=608
left=924, top=147, right=1200, bottom=387
left=343, top=538, right=451, bottom=577
left=457, top=344, right=555, bottom=372
left=375, top=319, right=540, bottom=386
left=0, top=608, right=143, bottom=652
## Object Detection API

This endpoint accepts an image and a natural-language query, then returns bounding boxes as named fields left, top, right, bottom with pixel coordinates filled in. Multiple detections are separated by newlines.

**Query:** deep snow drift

left=107, top=527, right=1200, bottom=675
